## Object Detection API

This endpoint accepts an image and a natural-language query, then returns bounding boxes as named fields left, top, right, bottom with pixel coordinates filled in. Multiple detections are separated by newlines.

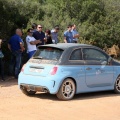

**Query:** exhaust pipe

left=20, top=85, right=25, bottom=90
left=20, top=85, right=49, bottom=93
left=42, top=88, right=49, bottom=93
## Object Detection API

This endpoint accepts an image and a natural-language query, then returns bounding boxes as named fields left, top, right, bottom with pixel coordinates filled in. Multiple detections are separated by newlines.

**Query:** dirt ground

left=0, top=77, right=120, bottom=120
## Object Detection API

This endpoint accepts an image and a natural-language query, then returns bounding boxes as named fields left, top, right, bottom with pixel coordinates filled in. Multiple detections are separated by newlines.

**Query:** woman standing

left=0, top=39, right=5, bottom=81
left=45, top=29, right=53, bottom=44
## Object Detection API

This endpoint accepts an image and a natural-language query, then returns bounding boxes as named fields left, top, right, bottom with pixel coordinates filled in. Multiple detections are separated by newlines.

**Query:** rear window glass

left=33, top=47, right=63, bottom=60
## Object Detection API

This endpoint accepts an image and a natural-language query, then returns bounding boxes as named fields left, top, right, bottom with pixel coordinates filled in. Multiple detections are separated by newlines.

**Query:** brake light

left=50, top=66, right=58, bottom=75
left=21, top=64, right=26, bottom=72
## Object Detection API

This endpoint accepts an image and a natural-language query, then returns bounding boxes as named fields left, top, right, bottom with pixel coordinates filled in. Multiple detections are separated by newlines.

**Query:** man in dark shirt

left=8, top=29, right=25, bottom=78
left=33, top=24, right=45, bottom=46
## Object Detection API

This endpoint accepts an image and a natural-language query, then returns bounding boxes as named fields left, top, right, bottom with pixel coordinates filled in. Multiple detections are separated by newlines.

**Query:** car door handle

left=86, top=67, right=92, bottom=70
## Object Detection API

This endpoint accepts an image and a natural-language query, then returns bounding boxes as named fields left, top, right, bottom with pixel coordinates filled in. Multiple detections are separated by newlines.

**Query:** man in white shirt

left=26, top=28, right=41, bottom=59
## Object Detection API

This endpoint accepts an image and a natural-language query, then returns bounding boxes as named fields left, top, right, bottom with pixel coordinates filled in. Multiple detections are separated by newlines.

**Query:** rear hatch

left=23, top=46, right=63, bottom=76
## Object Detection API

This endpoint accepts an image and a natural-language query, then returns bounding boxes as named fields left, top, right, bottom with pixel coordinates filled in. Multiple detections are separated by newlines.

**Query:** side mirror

left=108, top=57, right=112, bottom=62
left=101, top=60, right=107, bottom=68
left=101, top=61, right=107, bottom=65
left=108, top=57, right=112, bottom=65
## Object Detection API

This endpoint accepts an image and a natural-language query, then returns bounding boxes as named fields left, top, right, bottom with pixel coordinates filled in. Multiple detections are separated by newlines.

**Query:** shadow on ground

left=0, top=78, right=119, bottom=101
left=29, top=90, right=119, bottom=101
left=0, top=76, right=18, bottom=87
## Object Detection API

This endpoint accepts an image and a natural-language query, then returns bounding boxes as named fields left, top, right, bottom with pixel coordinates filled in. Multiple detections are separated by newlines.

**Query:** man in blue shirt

left=8, top=29, right=25, bottom=78
left=64, top=25, right=74, bottom=43
left=33, top=24, right=45, bottom=46
left=51, top=25, right=59, bottom=44
left=71, top=24, right=79, bottom=43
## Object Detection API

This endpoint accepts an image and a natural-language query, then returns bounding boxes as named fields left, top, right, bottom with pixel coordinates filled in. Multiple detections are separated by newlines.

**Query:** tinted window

left=70, top=49, right=82, bottom=60
left=83, top=48, right=107, bottom=61
left=33, top=47, right=63, bottom=60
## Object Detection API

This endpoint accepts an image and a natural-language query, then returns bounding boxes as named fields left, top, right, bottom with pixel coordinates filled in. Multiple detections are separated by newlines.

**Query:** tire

left=114, top=76, right=120, bottom=94
left=21, top=87, right=36, bottom=96
left=56, top=78, right=76, bottom=100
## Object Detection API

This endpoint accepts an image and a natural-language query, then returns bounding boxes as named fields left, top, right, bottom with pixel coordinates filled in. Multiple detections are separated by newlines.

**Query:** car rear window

left=33, top=47, right=63, bottom=60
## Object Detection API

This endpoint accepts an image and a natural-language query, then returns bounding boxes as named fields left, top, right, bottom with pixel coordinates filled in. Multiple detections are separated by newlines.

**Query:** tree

left=0, top=0, right=120, bottom=48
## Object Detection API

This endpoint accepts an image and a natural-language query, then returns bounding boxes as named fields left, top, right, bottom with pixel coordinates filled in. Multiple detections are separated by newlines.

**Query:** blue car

left=18, top=43, right=120, bottom=100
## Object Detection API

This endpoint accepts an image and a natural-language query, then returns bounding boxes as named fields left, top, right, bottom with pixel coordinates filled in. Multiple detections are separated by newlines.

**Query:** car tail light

left=21, top=64, right=26, bottom=72
left=50, top=66, right=58, bottom=75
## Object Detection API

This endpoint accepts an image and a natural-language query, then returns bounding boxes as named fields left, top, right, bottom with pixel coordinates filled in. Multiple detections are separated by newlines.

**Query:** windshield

left=33, top=47, right=63, bottom=60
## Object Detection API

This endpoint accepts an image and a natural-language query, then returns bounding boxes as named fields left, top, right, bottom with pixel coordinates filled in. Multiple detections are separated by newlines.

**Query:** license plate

left=29, top=68, right=42, bottom=73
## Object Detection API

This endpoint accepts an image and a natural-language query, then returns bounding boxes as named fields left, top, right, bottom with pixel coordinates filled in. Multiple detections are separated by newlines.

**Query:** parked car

left=18, top=43, right=120, bottom=100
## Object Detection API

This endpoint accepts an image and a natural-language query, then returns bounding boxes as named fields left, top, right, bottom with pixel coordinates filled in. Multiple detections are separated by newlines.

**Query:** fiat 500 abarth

left=18, top=43, right=120, bottom=100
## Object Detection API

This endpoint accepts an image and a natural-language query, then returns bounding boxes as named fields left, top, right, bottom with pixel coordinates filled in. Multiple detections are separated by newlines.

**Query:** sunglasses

left=38, top=27, right=42, bottom=28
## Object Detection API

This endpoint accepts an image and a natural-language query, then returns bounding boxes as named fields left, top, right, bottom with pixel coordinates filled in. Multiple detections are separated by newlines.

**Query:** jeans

left=28, top=50, right=36, bottom=59
left=0, top=58, right=4, bottom=79
left=9, top=51, right=22, bottom=78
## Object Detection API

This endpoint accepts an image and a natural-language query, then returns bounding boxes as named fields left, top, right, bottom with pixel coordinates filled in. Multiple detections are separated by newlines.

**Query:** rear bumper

left=18, top=72, right=61, bottom=94
left=20, top=84, right=49, bottom=93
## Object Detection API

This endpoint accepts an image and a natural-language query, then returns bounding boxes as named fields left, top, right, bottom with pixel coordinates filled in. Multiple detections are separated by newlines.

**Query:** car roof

left=38, top=43, right=93, bottom=50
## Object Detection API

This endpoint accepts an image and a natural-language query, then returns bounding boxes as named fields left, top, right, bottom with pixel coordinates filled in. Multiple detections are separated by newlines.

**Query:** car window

left=70, top=49, right=82, bottom=60
left=83, top=48, right=107, bottom=61
left=33, top=47, right=63, bottom=60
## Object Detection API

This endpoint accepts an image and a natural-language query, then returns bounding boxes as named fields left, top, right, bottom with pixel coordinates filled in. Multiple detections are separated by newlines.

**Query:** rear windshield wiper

left=32, top=56, right=43, bottom=59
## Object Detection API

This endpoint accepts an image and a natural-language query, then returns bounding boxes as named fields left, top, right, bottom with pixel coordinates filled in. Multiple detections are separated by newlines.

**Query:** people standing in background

left=8, top=29, right=25, bottom=79
left=32, top=23, right=37, bottom=33
left=33, top=24, right=46, bottom=46
left=26, top=28, right=41, bottom=59
left=51, top=25, right=59, bottom=44
left=45, top=29, right=53, bottom=44
left=71, top=24, right=79, bottom=43
left=0, top=39, right=5, bottom=81
left=64, top=25, right=74, bottom=43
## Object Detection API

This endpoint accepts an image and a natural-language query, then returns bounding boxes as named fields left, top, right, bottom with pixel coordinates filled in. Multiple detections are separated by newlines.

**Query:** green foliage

left=0, top=0, right=120, bottom=49
left=0, top=0, right=119, bottom=72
